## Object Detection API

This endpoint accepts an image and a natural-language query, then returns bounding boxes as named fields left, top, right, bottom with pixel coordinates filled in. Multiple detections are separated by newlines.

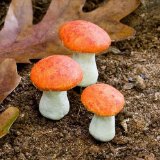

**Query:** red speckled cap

left=81, top=83, right=125, bottom=116
left=30, top=55, right=83, bottom=91
left=59, top=20, right=111, bottom=54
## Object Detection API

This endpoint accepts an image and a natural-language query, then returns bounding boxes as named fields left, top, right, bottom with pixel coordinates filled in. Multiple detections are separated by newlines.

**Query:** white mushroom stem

left=39, top=91, right=69, bottom=120
left=72, top=53, right=98, bottom=87
left=89, top=114, right=115, bottom=142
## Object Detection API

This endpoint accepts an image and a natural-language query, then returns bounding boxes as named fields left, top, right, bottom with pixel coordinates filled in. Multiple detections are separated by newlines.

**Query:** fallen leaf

left=0, top=0, right=33, bottom=47
left=0, top=59, right=21, bottom=103
left=0, top=106, right=19, bottom=138
left=0, top=0, right=140, bottom=62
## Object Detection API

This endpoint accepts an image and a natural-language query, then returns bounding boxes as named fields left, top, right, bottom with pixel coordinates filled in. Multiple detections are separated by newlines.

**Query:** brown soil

left=0, top=0, right=160, bottom=160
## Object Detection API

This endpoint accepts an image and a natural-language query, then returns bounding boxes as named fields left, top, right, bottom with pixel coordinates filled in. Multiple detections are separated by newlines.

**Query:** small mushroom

left=59, top=20, right=111, bottom=87
left=81, top=83, right=125, bottom=142
left=30, top=55, right=83, bottom=120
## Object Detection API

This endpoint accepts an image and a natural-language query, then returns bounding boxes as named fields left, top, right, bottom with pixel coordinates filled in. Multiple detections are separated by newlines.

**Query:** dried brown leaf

left=82, top=0, right=141, bottom=40
left=0, top=59, right=21, bottom=103
left=0, top=0, right=140, bottom=62
left=0, top=0, right=33, bottom=47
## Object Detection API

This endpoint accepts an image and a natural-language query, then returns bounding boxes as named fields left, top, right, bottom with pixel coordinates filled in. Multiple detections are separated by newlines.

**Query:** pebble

left=135, top=75, right=146, bottom=89
left=123, top=83, right=135, bottom=90
left=140, top=73, right=148, bottom=80
left=100, top=65, right=106, bottom=70
left=120, top=118, right=130, bottom=132
left=14, top=146, right=20, bottom=153
left=128, top=77, right=135, bottom=82
left=154, top=92, right=160, bottom=101
left=108, top=46, right=121, bottom=54
left=156, top=136, right=160, bottom=141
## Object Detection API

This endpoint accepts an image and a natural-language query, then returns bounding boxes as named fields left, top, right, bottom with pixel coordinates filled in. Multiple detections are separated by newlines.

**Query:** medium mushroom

left=59, top=20, right=111, bottom=87
left=30, top=55, right=83, bottom=120
left=81, top=83, right=125, bottom=142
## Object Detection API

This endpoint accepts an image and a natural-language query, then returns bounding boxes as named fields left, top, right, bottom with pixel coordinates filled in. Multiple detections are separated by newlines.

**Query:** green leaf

left=0, top=106, right=19, bottom=138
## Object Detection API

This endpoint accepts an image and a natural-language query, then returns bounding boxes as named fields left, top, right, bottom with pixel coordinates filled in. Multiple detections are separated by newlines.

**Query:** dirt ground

left=0, top=0, right=160, bottom=160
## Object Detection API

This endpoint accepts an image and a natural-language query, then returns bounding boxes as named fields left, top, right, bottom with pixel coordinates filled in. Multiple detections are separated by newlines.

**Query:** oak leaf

left=0, top=0, right=140, bottom=63
left=0, top=59, right=21, bottom=103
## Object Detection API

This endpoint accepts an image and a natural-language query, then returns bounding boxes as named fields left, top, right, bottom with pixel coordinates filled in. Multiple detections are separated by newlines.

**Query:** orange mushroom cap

left=81, top=83, right=125, bottom=116
left=30, top=55, right=83, bottom=91
left=59, top=20, right=111, bottom=54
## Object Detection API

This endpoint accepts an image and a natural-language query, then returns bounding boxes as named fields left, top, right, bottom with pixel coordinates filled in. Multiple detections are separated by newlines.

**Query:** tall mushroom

left=59, top=20, right=111, bottom=87
left=81, top=83, right=125, bottom=142
left=30, top=55, right=83, bottom=120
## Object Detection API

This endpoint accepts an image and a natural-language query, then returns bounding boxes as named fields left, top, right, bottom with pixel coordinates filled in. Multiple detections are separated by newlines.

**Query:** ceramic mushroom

left=30, top=55, right=83, bottom=120
left=81, top=83, right=125, bottom=142
left=59, top=20, right=111, bottom=87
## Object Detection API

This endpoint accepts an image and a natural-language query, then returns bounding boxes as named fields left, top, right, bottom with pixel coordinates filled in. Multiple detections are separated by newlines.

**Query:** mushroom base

left=72, top=53, right=98, bottom=87
left=89, top=115, right=115, bottom=142
left=39, top=91, right=69, bottom=120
